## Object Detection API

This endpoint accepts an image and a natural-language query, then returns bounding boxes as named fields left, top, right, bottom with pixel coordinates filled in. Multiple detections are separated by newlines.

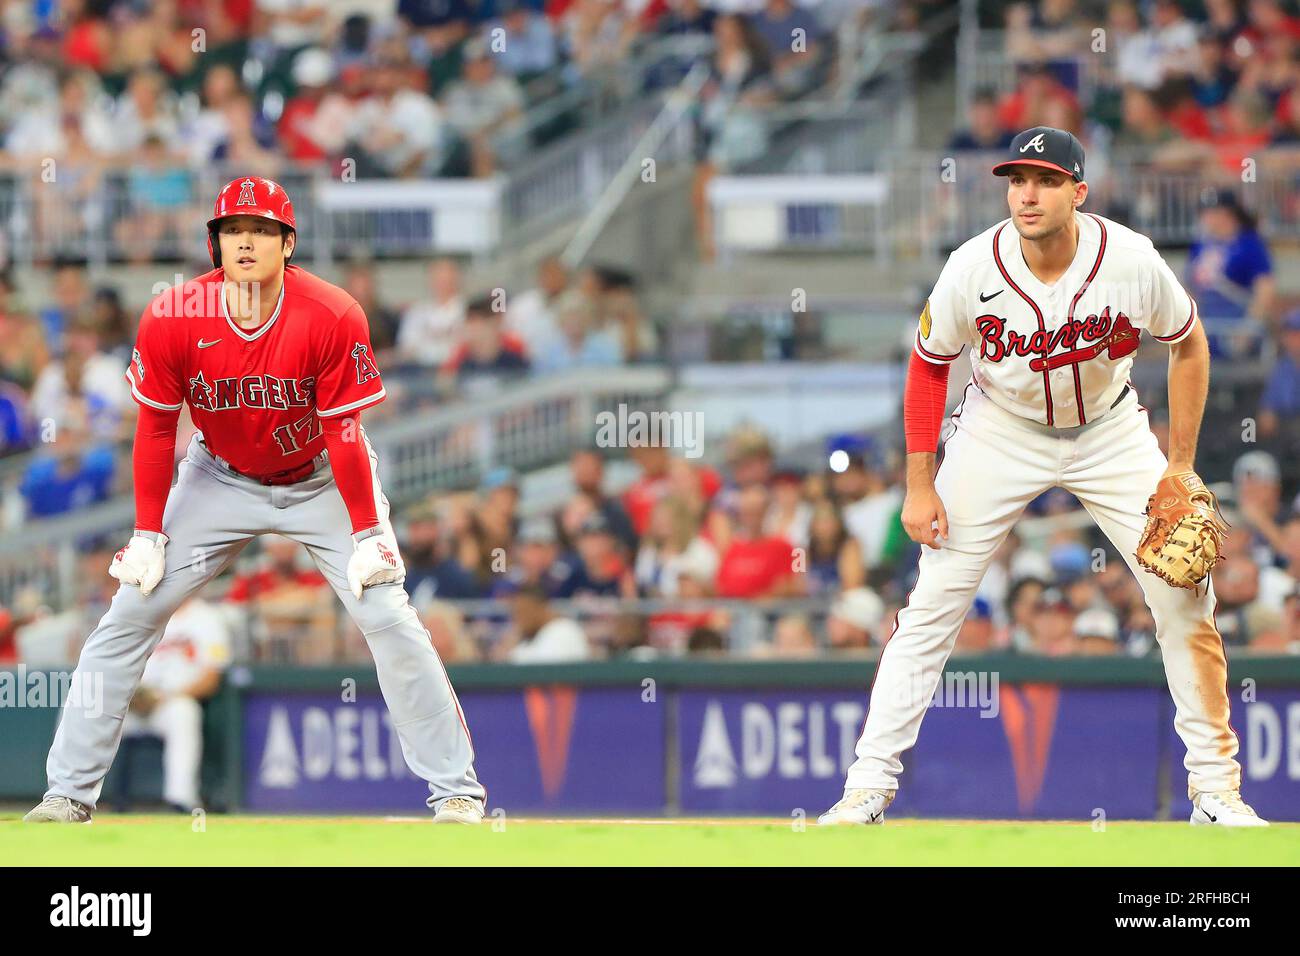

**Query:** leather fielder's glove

left=1134, top=472, right=1228, bottom=591
left=108, top=531, right=168, bottom=597
left=347, top=526, right=406, bottom=600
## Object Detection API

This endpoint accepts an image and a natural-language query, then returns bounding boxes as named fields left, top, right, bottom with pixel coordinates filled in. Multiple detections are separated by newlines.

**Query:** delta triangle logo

left=259, top=706, right=300, bottom=788
left=693, top=701, right=739, bottom=788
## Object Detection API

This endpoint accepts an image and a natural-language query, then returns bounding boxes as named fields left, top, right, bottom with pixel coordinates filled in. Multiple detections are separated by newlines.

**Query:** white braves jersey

left=915, top=212, right=1198, bottom=427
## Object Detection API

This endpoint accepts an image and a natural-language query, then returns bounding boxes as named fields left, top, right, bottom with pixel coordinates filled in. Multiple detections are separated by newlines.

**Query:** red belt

left=203, top=441, right=325, bottom=485
left=234, top=460, right=321, bottom=485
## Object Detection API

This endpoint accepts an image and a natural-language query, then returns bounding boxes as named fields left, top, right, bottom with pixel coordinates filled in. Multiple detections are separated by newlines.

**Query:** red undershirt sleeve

left=321, top=412, right=380, bottom=534
left=904, top=350, right=951, bottom=454
left=133, top=405, right=180, bottom=534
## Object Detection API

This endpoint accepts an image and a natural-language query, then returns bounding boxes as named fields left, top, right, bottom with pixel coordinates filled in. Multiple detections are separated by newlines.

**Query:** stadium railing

left=0, top=366, right=674, bottom=610
left=707, top=149, right=1300, bottom=259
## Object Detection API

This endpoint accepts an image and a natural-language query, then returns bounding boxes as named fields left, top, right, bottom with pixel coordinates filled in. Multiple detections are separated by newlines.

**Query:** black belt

left=1110, top=384, right=1131, bottom=409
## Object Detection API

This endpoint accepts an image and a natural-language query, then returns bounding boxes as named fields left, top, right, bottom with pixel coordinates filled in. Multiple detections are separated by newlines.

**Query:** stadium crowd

left=0, top=0, right=1297, bottom=667
left=3, top=412, right=1298, bottom=666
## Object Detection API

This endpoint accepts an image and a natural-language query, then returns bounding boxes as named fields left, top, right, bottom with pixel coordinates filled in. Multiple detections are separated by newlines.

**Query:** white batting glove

left=108, top=531, right=169, bottom=597
left=347, top=526, right=406, bottom=600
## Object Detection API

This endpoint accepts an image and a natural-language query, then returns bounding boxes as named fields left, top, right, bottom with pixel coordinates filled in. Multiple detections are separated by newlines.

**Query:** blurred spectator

left=343, top=260, right=402, bottom=356
left=1185, top=189, right=1275, bottom=356
left=949, top=89, right=1015, bottom=152
left=183, top=64, right=244, bottom=167
left=0, top=380, right=33, bottom=456
left=767, top=469, right=811, bottom=550
left=601, top=270, right=657, bottom=363
left=623, top=444, right=722, bottom=537
left=441, top=294, right=531, bottom=385
left=485, top=1, right=560, bottom=80
left=5, top=69, right=113, bottom=158
left=801, top=500, right=864, bottom=595
left=954, top=596, right=996, bottom=655
left=421, top=599, right=482, bottom=663
left=715, top=484, right=798, bottom=598
left=692, top=12, right=776, bottom=257
left=1123, top=0, right=1199, bottom=90
left=30, top=315, right=130, bottom=443
left=116, top=135, right=194, bottom=264
left=1189, top=32, right=1235, bottom=110
left=113, top=68, right=181, bottom=157
left=1026, top=587, right=1076, bottom=656
left=506, top=255, right=568, bottom=348
left=211, top=93, right=281, bottom=174
left=1258, top=514, right=1300, bottom=611
left=1210, top=528, right=1262, bottom=646
left=31, top=115, right=105, bottom=258
left=827, top=586, right=884, bottom=652
left=19, top=408, right=115, bottom=518
left=1259, top=310, right=1300, bottom=441
left=1233, top=450, right=1288, bottom=565
left=398, top=258, right=467, bottom=366
left=996, top=62, right=1078, bottom=132
left=567, top=512, right=637, bottom=598
left=91, top=287, right=134, bottom=363
left=277, top=47, right=351, bottom=163
left=757, top=612, right=817, bottom=658
left=493, top=516, right=577, bottom=597
left=256, top=0, right=331, bottom=55
left=1007, top=576, right=1047, bottom=652
left=442, top=39, right=527, bottom=176
left=532, top=290, right=621, bottom=372
left=0, top=295, right=51, bottom=393
left=1072, top=606, right=1122, bottom=655
left=835, top=441, right=904, bottom=573
left=750, top=0, right=824, bottom=98
left=226, top=536, right=334, bottom=662
left=635, top=494, right=719, bottom=596
left=347, top=56, right=447, bottom=177
left=124, top=596, right=230, bottom=812
left=503, top=584, right=592, bottom=662
left=569, top=448, right=637, bottom=551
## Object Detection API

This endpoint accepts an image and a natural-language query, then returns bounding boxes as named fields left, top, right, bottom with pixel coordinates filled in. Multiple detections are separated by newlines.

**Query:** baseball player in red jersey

left=25, top=177, right=486, bottom=824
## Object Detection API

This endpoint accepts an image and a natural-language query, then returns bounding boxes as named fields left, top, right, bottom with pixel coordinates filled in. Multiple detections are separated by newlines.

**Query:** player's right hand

left=108, top=531, right=169, bottom=597
left=902, top=486, right=949, bottom=549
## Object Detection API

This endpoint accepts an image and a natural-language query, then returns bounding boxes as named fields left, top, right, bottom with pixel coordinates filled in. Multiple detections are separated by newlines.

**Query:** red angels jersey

left=915, top=212, right=1198, bottom=427
left=125, top=264, right=386, bottom=476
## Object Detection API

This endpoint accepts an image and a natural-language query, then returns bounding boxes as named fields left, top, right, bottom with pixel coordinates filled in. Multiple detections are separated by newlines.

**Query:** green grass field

left=1, top=814, right=1296, bottom=866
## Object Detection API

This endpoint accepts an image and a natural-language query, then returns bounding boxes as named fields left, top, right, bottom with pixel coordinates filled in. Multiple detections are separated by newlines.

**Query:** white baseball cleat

left=1189, top=790, right=1268, bottom=827
left=23, top=795, right=93, bottom=824
left=817, top=788, right=896, bottom=826
left=432, top=797, right=485, bottom=825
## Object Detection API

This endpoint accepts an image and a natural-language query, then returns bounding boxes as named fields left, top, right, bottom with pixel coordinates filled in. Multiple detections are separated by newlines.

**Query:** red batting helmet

left=206, top=176, right=297, bottom=268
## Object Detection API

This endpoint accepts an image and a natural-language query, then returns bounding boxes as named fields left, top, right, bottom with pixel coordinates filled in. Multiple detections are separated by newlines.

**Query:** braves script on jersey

left=915, top=212, right=1198, bottom=426
left=126, top=265, right=385, bottom=475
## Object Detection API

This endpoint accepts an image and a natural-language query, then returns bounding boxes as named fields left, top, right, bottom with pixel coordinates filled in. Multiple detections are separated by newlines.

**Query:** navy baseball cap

left=992, top=127, right=1086, bottom=182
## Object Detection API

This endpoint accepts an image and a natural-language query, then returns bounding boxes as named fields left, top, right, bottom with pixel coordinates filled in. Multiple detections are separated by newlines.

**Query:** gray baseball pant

left=43, top=431, right=484, bottom=812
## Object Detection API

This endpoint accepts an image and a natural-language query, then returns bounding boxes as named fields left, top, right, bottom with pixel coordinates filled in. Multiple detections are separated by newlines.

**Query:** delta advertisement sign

left=242, top=687, right=664, bottom=813
left=240, top=682, right=1300, bottom=819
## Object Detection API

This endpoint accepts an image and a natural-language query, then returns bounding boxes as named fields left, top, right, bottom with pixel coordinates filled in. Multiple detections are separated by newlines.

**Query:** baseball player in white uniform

left=121, top=596, right=231, bottom=812
left=819, top=128, right=1267, bottom=827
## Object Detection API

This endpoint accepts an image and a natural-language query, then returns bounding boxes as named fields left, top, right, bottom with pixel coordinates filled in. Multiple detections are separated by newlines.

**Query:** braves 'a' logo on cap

left=1020, top=133, right=1047, bottom=154
left=237, top=179, right=257, bottom=206
left=352, top=342, right=380, bottom=385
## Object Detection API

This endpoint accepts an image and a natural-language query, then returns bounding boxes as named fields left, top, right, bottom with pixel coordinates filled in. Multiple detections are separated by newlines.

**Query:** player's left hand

left=347, top=526, right=406, bottom=600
